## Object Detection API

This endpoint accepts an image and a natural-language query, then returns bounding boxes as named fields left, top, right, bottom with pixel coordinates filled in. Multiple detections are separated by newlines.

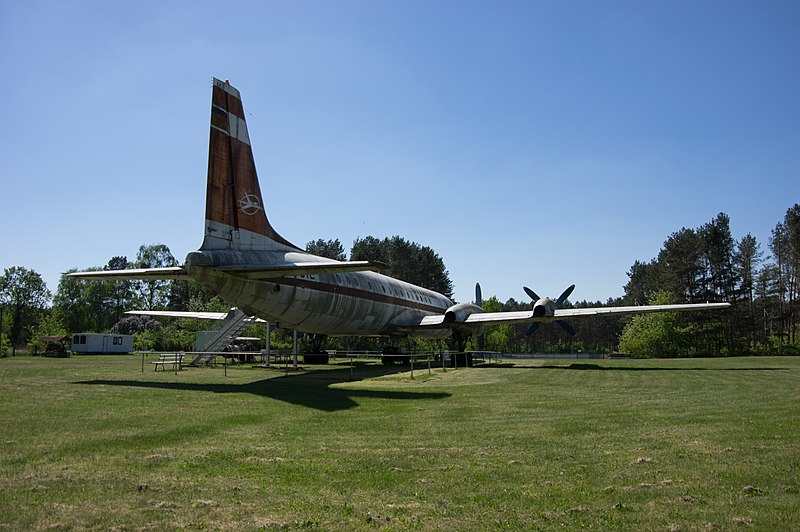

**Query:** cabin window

left=80, top=335, right=86, bottom=344
left=73, top=335, right=79, bottom=344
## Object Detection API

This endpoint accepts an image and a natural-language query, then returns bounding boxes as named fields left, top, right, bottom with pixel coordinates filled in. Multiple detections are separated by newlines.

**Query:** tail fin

left=201, top=78, right=299, bottom=251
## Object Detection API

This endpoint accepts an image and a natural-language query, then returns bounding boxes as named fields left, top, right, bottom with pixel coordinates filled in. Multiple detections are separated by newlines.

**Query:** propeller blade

left=556, top=320, right=576, bottom=336
left=555, top=284, right=576, bottom=307
left=523, top=286, right=540, bottom=301
left=474, top=283, right=485, bottom=350
left=525, top=322, right=540, bottom=337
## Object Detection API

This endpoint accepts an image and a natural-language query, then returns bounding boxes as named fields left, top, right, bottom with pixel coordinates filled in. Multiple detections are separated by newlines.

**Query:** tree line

left=2, top=204, right=798, bottom=357
left=470, top=205, right=800, bottom=357
left=0, top=238, right=452, bottom=355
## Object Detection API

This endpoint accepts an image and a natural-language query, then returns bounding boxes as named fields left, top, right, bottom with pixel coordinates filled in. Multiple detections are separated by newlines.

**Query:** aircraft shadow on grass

left=481, top=362, right=786, bottom=372
left=75, top=364, right=450, bottom=412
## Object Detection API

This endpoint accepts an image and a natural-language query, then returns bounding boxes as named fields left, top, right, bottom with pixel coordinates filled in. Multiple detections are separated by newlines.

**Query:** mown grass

left=0, top=354, right=798, bottom=530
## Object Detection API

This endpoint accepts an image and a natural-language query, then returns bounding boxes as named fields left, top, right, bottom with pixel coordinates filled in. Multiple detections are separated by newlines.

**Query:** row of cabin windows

left=332, top=273, right=435, bottom=305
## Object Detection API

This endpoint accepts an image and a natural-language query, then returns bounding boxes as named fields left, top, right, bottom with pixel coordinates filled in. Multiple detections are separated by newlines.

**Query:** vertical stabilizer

left=201, top=78, right=299, bottom=251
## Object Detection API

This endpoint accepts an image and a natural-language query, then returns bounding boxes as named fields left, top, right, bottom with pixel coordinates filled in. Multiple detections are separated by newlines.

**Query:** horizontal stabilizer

left=213, top=260, right=387, bottom=279
left=66, top=267, right=190, bottom=281
left=126, top=310, right=266, bottom=322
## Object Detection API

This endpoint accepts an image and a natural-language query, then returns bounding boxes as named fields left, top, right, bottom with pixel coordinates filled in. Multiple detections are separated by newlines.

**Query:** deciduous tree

left=305, top=239, right=347, bottom=261
left=618, top=291, right=690, bottom=357
left=0, top=267, right=51, bottom=354
left=350, top=236, right=453, bottom=298
left=134, top=244, right=178, bottom=310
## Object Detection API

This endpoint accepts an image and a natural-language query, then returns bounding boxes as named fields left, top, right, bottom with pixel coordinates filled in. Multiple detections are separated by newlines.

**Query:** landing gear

left=449, top=330, right=473, bottom=367
left=381, top=345, right=410, bottom=365
left=302, top=353, right=329, bottom=364
left=302, top=334, right=329, bottom=364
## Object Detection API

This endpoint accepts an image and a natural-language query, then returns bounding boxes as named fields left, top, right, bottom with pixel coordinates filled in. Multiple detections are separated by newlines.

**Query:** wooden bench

left=152, top=353, right=183, bottom=371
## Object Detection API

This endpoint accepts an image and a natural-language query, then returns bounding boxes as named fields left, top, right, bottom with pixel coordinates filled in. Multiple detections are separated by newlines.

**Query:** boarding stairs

left=190, top=308, right=256, bottom=366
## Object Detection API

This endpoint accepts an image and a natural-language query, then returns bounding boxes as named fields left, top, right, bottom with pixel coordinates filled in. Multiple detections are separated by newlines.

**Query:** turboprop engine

left=532, top=297, right=557, bottom=317
left=443, top=302, right=483, bottom=324
left=442, top=296, right=485, bottom=354
left=524, top=284, right=577, bottom=336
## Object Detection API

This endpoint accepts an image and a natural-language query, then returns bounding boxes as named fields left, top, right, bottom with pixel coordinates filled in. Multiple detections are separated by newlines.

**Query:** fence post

left=265, top=321, right=270, bottom=368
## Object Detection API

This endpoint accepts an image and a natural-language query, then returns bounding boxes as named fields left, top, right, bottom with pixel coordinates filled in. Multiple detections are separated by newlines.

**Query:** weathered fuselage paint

left=185, top=249, right=453, bottom=337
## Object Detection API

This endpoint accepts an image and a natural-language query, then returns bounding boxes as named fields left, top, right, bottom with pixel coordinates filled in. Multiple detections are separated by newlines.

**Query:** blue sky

left=1, top=1, right=798, bottom=305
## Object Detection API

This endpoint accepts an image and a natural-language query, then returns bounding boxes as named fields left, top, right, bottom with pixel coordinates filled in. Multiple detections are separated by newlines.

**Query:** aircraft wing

left=550, top=302, right=731, bottom=318
left=415, top=302, right=731, bottom=328
left=66, top=267, right=190, bottom=281
left=213, top=260, right=386, bottom=279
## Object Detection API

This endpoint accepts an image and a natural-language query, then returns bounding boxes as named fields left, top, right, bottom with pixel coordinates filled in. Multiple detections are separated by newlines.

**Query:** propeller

left=475, top=283, right=485, bottom=350
left=523, top=284, right=577, bottom=337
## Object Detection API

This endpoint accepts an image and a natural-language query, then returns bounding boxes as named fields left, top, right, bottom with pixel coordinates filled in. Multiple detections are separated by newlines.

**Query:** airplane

left=69, top=78, right=730, bottom=359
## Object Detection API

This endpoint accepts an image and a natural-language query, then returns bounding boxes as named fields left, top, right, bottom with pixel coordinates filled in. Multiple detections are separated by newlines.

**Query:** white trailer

left=71, top=333, right=134, bottom=354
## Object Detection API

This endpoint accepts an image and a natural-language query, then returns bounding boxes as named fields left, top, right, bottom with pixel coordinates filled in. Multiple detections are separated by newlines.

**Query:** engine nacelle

left=443, top=303, right=483, bottom=324
left=532, top=297, right=556, bottom=317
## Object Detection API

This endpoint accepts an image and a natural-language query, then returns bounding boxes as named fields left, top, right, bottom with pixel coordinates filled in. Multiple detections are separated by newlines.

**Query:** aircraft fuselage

left=185, top=249, right=454, bottom=338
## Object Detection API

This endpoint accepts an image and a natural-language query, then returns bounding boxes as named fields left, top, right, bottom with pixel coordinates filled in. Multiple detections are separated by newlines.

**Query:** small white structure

left=71, top=333, right=133, bottom=354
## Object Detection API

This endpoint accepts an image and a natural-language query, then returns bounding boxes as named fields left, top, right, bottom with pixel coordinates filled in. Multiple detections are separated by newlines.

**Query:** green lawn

left=1, top=354, right=798, bottom=530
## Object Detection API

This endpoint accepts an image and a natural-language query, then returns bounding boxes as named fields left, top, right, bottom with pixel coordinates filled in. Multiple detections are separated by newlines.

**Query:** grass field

left=1, top=354, right=798, bottom=530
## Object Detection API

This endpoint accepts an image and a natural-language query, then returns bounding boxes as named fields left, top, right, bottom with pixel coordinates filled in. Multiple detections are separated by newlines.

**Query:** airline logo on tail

left=239, top=193, right=263, bottom=216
